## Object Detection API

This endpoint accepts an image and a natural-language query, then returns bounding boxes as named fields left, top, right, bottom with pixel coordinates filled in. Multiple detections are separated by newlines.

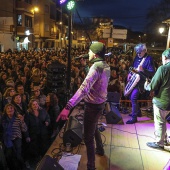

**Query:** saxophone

left=124, top=57, right=146, bottom=97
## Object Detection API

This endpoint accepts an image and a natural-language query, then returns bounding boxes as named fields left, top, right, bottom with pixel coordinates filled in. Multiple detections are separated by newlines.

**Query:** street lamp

left=159, top=27, right=165, bottom=34
left=34, top=7, right=39, bottom=13
left=158, top=25, right=170, bottom=49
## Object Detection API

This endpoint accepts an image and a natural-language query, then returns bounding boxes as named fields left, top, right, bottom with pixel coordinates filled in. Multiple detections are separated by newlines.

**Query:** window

left=51, top=27, right=54, bottom=34
left=24, top=0, right=32, bottom=4
left=45, top=5, right=49, bottom=13
left=45, top=24, right=49, bottom=32
left=17, top=15, right=22, bottom=26
left=25, top=15, right=32, bottom=27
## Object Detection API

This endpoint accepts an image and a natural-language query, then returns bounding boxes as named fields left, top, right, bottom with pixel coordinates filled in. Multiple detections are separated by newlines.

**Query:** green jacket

left=145, top=62, right=170, bottom=110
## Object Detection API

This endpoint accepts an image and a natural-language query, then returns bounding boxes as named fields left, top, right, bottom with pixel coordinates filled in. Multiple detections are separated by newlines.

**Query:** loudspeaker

left=36, top=155, right=64, bottom=170
left=105, top=103, right=122, bottom=124
left=63, top=116, right=83, bottom=147
left=47, top=60, right=66, bottom=93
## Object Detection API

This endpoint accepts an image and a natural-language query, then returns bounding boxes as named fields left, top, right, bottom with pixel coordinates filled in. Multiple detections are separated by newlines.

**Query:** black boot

left=129, top=113, right=142, bottom=117
left=129, top=110, right=142, bottom=117
left=126, top=117, right=137, bottom=124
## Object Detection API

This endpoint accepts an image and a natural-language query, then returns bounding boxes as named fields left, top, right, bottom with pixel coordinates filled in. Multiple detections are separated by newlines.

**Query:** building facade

left=0, top=0, right=70, bottom=51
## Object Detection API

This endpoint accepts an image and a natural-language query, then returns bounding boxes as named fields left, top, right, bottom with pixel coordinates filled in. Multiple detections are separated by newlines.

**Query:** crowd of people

left=0, top=44, right=162, bottom=170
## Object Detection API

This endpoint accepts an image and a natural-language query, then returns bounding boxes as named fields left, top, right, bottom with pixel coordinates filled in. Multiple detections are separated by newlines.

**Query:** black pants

left=5, top=138, right=24, bottom=170
left=84, top=102, right=105, bottom=170
left=130, top=87, right=141, bottom=118
left=25, top=133, right=49, bottom=161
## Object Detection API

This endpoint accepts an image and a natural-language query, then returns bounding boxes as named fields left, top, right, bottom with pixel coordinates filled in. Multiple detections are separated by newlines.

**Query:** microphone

left=74, top=52, right=112, bottom=60
left=105, top=52, right=112, bottom=56
left=74, top=54, right=89, bottom=60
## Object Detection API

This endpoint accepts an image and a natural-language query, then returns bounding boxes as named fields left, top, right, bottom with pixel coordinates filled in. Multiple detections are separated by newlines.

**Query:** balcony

left=16, top=1, right=34, bottom=13
left=0, top=24, right=12, bottom=33
left=17, top=26, right=33, bottom=35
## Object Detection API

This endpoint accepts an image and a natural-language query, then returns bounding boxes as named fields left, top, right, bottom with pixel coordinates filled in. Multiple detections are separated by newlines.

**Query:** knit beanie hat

left=90, top=42, right=105, bottom=57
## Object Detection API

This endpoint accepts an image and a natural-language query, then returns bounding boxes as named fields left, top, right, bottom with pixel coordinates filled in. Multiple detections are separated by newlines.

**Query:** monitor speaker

left=63, top=116, right=83, bottom=147
left=105, top=103, right=122, bottom=124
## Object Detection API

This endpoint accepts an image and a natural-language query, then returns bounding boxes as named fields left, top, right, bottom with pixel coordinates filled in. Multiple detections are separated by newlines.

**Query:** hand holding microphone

left=74, top=52, right=112, bottom=60
left=74, top=54, right=89, bottom=60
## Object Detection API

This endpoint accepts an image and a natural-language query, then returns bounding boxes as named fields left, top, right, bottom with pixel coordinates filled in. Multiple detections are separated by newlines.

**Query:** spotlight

left=67, top=0, right=75, bottom=10
left=60, top=0, right=67, bottom=4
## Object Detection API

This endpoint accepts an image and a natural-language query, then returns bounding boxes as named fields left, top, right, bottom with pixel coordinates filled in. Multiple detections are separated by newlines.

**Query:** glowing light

left=23, top=37, right=30, bottom=44
left=60, top=0, right=67, bottom=4
left=31, top=6, right=39, bottom=14
left=25, top=30, right=30, bottom=35
left=34, top=7, right=39, bottom=12
left=159, top=27, right=165, bottom=34
left=67, top=0, right=75, bottom=10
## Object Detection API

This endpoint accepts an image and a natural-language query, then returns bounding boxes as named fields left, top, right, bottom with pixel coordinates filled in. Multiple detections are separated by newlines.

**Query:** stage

left=44, top=105, right=170, bottom=170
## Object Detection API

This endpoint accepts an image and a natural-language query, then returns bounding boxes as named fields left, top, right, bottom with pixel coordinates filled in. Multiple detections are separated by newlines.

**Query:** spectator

left=31, top=83, right=46, bottom=108
left=11, top=93, right=28, bottom=116
left=46, top=93, right=60, bottom=138
left=0, top=72, right=8, bottom=93
left=2, top=87, right=16, bottom=111
left=15, top=84, right=30, bottom=105
left=2, top=103, right=27, bottom=170
left=30, top=68, right=41, bottom=84
left=24, top=99, right=50, bottom=162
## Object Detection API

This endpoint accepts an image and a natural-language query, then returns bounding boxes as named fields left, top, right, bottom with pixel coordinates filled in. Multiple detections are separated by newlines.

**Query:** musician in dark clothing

left=126, top=43, right=155, bottom=124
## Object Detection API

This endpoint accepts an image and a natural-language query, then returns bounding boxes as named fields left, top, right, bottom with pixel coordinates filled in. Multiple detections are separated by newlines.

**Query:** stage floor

left=45, top=106, right=170, bottom=170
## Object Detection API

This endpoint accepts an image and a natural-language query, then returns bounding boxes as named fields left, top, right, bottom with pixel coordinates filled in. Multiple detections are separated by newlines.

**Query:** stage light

left=60, top=0, right=67, bottom=4
left=67, top=0, right=75, bottom=10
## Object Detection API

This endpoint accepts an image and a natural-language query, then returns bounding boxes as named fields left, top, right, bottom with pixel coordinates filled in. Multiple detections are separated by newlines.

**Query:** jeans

left=84, top=102, right=105, bottom=170
left=153, top=104, right=170, bottom=146
left=130, top=87, right=140, bottom=118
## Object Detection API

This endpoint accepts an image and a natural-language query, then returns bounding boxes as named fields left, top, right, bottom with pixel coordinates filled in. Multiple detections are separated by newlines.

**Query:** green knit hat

left=90, top=42, right=105, bottom=57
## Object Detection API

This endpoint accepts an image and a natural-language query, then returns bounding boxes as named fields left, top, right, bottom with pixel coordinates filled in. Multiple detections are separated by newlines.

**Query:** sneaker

left=164, top=140, right=170, bottom=146
left=126, top=117, right=137, bottom=124
left=146, top=142, right=164, bottom=150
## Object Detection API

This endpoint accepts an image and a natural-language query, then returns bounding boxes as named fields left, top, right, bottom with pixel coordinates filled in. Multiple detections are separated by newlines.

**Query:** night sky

left=74, top=0, right=162, bottom=32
